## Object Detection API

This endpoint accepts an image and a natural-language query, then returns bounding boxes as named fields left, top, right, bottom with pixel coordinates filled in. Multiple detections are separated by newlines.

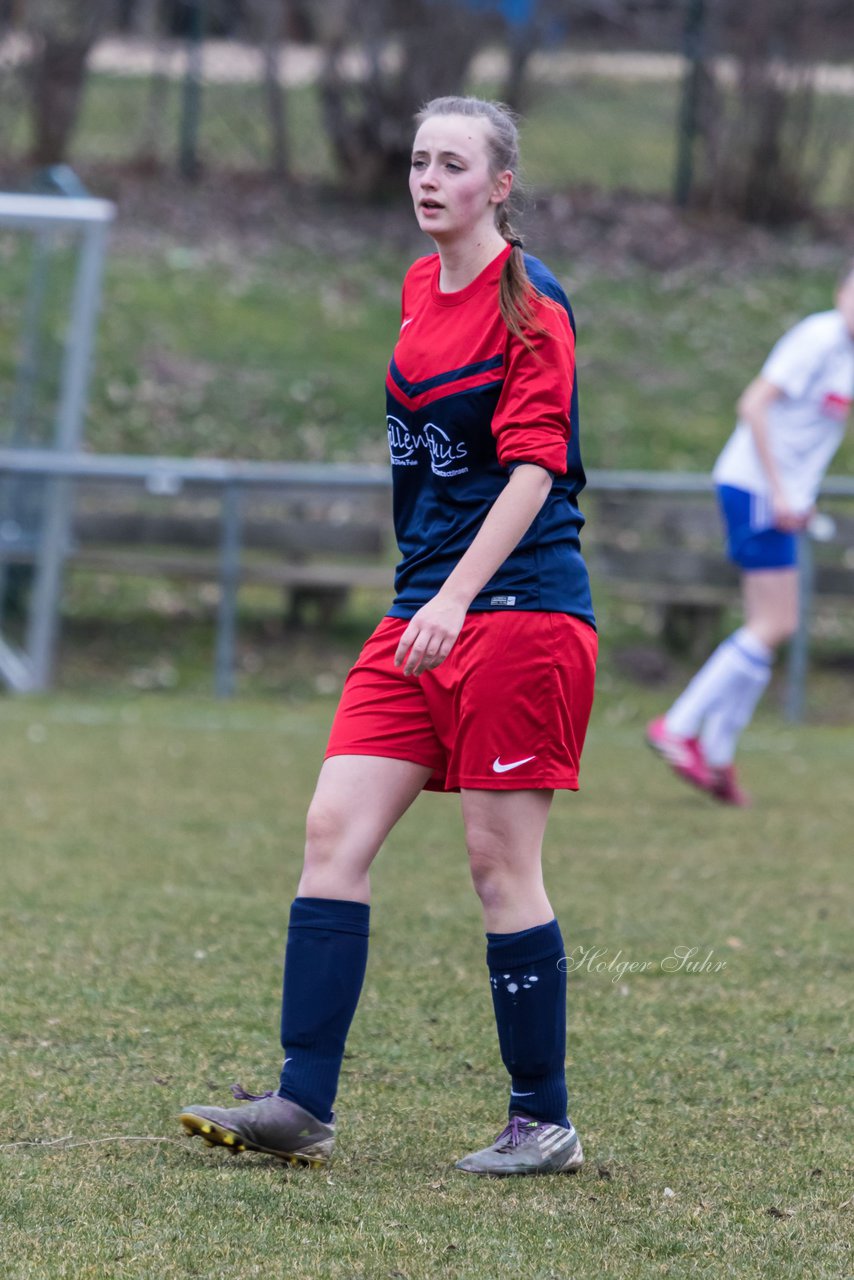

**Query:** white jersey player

left=647, top=262, right=854, bottom=805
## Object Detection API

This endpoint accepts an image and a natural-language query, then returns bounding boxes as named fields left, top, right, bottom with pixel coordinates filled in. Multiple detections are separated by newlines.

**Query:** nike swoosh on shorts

left=492, top=755, right=537, bottom=773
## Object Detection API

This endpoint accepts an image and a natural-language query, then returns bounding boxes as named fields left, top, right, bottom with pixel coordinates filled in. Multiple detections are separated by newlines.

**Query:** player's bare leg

left=299, top=754, right=433, bottom=902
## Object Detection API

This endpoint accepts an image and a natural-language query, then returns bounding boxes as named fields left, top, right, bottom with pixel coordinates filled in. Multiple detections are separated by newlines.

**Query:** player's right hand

left=392, top=596, right=466, bottom=677
left=772, top=494, right=810, bottom=532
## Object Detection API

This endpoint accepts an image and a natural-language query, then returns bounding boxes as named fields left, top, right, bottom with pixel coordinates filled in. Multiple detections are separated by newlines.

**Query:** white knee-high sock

left=700, top=647, right=772, bottom=766
left=665, top=628, right=773, bottom=751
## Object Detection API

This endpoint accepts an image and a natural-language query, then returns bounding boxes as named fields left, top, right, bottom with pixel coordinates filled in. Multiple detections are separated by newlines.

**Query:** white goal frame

left=0, top=192, right=115, bottom=692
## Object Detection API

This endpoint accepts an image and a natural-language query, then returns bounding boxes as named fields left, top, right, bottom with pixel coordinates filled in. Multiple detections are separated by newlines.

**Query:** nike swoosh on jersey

left=492, top=755, right=537, bottom=773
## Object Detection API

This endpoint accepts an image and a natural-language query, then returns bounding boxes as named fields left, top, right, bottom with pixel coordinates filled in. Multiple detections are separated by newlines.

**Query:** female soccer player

left=180, top=97, right=597, bottom=1176
left=647, top=262, right=854, bottom=805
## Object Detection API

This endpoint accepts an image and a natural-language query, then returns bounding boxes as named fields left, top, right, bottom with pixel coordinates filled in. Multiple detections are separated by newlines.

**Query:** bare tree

left=134, top=0, right=172, bottom=168
left=245, top=0, right=290, bottom=178
left=693, top=0, right=826, bottom=222
left=24, top=0, right=112, bottom=165
left=316, top=0, right=494, bottom=196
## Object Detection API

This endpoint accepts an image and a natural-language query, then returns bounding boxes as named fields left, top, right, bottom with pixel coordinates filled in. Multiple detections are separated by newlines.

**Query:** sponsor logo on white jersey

left=822, top=391, right=852, bottom=421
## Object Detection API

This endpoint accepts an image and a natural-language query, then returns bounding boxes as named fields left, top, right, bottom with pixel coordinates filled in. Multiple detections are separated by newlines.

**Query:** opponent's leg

left=697, top=568, right=797, bottom=803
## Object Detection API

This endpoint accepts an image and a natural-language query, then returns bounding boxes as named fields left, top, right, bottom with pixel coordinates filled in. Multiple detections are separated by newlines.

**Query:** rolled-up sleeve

left=492, top=298, right=575, bottom=476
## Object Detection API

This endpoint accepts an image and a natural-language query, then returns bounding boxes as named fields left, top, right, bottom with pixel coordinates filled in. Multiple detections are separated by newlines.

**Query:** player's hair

left=414, top=95, right=551, bottom=350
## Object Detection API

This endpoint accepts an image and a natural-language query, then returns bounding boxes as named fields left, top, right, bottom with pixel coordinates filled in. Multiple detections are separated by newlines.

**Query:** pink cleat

left=645, top=716, right=714, bottom=793
left=708, top=764, right=751, bottom=808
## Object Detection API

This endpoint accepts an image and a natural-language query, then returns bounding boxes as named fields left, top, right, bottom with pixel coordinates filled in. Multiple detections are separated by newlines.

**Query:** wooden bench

left=583, top=487, right=854, bottom=656
left=65, top=478, right=395, bottom=627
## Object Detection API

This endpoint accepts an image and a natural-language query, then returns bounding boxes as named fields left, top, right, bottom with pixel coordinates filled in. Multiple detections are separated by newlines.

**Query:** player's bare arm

left=738, top=376, right=807, bottom=530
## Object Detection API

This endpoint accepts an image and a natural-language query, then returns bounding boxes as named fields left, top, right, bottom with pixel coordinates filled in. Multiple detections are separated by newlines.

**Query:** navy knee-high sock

left=486, top=919, right=569, bottom=1127
left=278, top=896, right=370, bottom=1123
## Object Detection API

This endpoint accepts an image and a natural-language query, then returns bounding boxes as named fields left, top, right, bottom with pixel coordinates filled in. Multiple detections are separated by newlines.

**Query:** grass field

left=8, top=194, right=854, bottom=476
left=1, top=690, right=851, bottom=1279
left=3, top=219, right=853, bottom=478
left=2, top=68, right=852, bottom=1276
left=68, top=75, right=686, bottom=194
left=62, top=236, right=854, bottom=478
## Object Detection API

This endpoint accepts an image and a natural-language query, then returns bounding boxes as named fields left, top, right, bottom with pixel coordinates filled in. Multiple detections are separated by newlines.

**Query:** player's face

left=409, top=114, right=512, bottom=244
left=836, top=271, right=854, bottom=337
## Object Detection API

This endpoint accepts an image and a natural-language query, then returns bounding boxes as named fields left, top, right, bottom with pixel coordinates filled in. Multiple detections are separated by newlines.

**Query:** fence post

left=785, top=532, right=813, bottom=723
left=674, top=0, right=707, bottom=207
left=214, top=480, right=243, bottom=697
left=179, top=0, right=206, bottom=179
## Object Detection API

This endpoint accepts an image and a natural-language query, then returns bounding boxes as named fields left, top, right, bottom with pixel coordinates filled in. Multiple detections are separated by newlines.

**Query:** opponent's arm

left=394, top=462, right=553, bottom=676
left=738, top=376, right=809, bottom=531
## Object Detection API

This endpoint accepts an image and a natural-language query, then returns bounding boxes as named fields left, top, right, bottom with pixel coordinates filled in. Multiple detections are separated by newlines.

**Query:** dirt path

left=3, top=33, right=852, bottom=96
left=83, top=41, right=692, bottom=87
left=88, top=41, right=854, bottom=97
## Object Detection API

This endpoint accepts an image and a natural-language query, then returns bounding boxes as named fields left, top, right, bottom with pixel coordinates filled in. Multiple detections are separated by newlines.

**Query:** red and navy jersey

left=385, top=244, right=594, bottom=625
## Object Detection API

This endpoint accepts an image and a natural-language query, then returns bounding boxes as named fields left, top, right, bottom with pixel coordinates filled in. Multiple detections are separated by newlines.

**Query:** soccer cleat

left=455, top=1114, right=584, bottom=1176
left=179, top=1085, right=335, bottom=1166
left=645, top=716, right=713, bottom=793
left=709, top=764, right=751, bottom=807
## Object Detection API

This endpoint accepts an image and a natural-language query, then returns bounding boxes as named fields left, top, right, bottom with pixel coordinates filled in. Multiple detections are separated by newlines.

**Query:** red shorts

left=325, top=612, right=597, bottom=792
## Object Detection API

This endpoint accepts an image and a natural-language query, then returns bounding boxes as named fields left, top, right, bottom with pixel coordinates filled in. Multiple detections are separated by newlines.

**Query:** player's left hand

left=393, top=596, right=467, bottom=676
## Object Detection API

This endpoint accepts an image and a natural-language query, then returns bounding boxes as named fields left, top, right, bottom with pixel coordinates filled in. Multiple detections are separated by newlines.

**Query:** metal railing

left=1, top=447, right=852, bottom=711
left=0, top=448, right=389, bottom=697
